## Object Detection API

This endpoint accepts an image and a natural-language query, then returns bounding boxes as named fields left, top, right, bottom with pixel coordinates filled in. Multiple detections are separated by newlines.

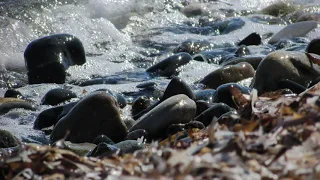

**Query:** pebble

left=50, top=91, right=127, bottom=144
left=146, top=52, right=192, bottom=77
left=199, top=62, right=255, bottom=89
left=34, top=101, right=77, bottom=130
left=41, top=88, right=77, bottom=106
left=194, top=103, right=232, bottom=126
left=251, top=50, right=320, bottom=94
left=0, top=101, right=36, bottom=115
left=268, top=21, right=318, bottom=44
left=93, top=135, right=115, bottom=145
left=0, top=129, right=19, bottom=148
left=126, top=129, right=148, bottom=141
left=173, top=39, right=212, bottom=55
left=131, top=96, right=150, bottom=116
left=129, top=94, right=196, bottom=139
left=238, top=33, right=262, bottom=46
left=213, top=83, right=251, bottom=108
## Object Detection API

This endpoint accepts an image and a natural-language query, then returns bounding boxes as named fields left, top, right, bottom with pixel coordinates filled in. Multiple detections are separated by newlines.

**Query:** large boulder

left=24, top=34, right=86, bottom=84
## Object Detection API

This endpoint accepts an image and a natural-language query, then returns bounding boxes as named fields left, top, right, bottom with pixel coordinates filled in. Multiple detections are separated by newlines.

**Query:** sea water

left=0, top=0, right=319, bottom=144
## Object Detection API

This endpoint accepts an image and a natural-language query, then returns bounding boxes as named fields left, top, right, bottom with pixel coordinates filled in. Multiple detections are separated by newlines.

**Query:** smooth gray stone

left=50, top=91, right=127, bottom=144
left=268, top=21, right=318, bottom=44
left=129, top=94, right=196, bottom=138
left=250, top=50, right=320, bottom=94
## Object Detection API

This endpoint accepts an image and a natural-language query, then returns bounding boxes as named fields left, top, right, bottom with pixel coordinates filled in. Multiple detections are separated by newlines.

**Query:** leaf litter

left=2, top=83, right=320, bottom=179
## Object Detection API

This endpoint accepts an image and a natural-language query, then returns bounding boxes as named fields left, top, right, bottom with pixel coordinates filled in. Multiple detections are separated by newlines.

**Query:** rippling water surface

left=0, top=0, right=320, bottom=143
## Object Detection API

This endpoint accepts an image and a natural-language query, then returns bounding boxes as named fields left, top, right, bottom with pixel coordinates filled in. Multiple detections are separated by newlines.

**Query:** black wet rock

left=50, top=91, right=127, bottom=144
left=213, top=83, right=251, bottom=108
left=194, top=103, right=232, bottom=126
left=220, top=56, right=264, bottom=69
left=93, top=135, right=115, bottom=145
left=133, top=77, right=195, bottom=120
left=195, top=100, right=210, bottom=116
left=129, top=94, right=196, bottom=139
left=192, top=47, right=236, bottom=64
left=24, top=34, right=86, bottom=84
left=250, top=50, right=320, bottom=94
left=238, top=32, right=262, bottom=46
left=146, top=52, right=192, bottom=77
left=136, top=82, right=157, bottom=89
left=114, top=140, right=144, bottom=154
left=41, top=88, right=77, bottom=106
left=4, top=89, right=24, bottom=99
left=199, top=62, right=255, bottom=89
left=307, top=38, right=320, bottom=56
left=131, top=96, right=150, bottom=116
left=34, top=106, right=63, bottom=130
left=235, top=45, right=251, bottom=57
left=195, top=89, right=216, bottom=104
left=0, top=101, right=36, bottom=115
left=34, top=101, right=77, bottom=130
left=162, top=76, right=196, bottom=101
left=126, top=129, right=148, bottom=141
left=173, top=39, right=212, bottom=55
left=0, top=129, right=19, bottom=148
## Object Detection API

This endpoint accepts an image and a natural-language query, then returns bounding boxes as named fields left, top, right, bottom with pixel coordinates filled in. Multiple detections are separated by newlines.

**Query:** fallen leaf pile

left=2, top=84, right=320, bottom=179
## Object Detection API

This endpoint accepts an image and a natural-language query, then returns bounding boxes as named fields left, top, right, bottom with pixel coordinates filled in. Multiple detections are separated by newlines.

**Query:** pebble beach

left=1, top=0, right=320, bottom=179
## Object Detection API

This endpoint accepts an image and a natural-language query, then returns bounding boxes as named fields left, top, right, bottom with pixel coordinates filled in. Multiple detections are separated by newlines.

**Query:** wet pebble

left=180, top=3, right=209, bottom=17
left=24, top=34, right=86, bottom=84
left=50, top=91, right=127, bottom=143
left=93, top=135, right=115, bottom=145
left=4, top=89, right=24, bottom=99
left=173, top=39, right=212, bottom=55
left=220, top=56, right=264, bottom=69
left=195, top=89, right=216, bottom=104
left=131, top=96, right=150, bottom=116
left=129, top=94, right=196, bottom=139
left=136, top=82, right=157, bottom=89
left=34, top=101, right=77, bottom=130
left=235, top=45, right=251, bottom=57
left=213, top=83, right=251, bottom=108
left=251, top=50, right=320, bottom=94
left=41, top=88, right=77, bottom=106
left=0, top=129, right=19, bottom=148
left=297, top=12, right=320, bottom=22
left=307, top=38, right=320, bottom=55
left=126, top=129, right=148, bottom=141
left=194, top=103, right=232, bottom=126
left=238, top=32, right=262, bottom=46
left=133, top=77, right=195, bottom=120
left=146, top=52, right=192, bottom=77
left=261, top=1, right=297, bottom=17
left=199, top=62, right=255, bottom=89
